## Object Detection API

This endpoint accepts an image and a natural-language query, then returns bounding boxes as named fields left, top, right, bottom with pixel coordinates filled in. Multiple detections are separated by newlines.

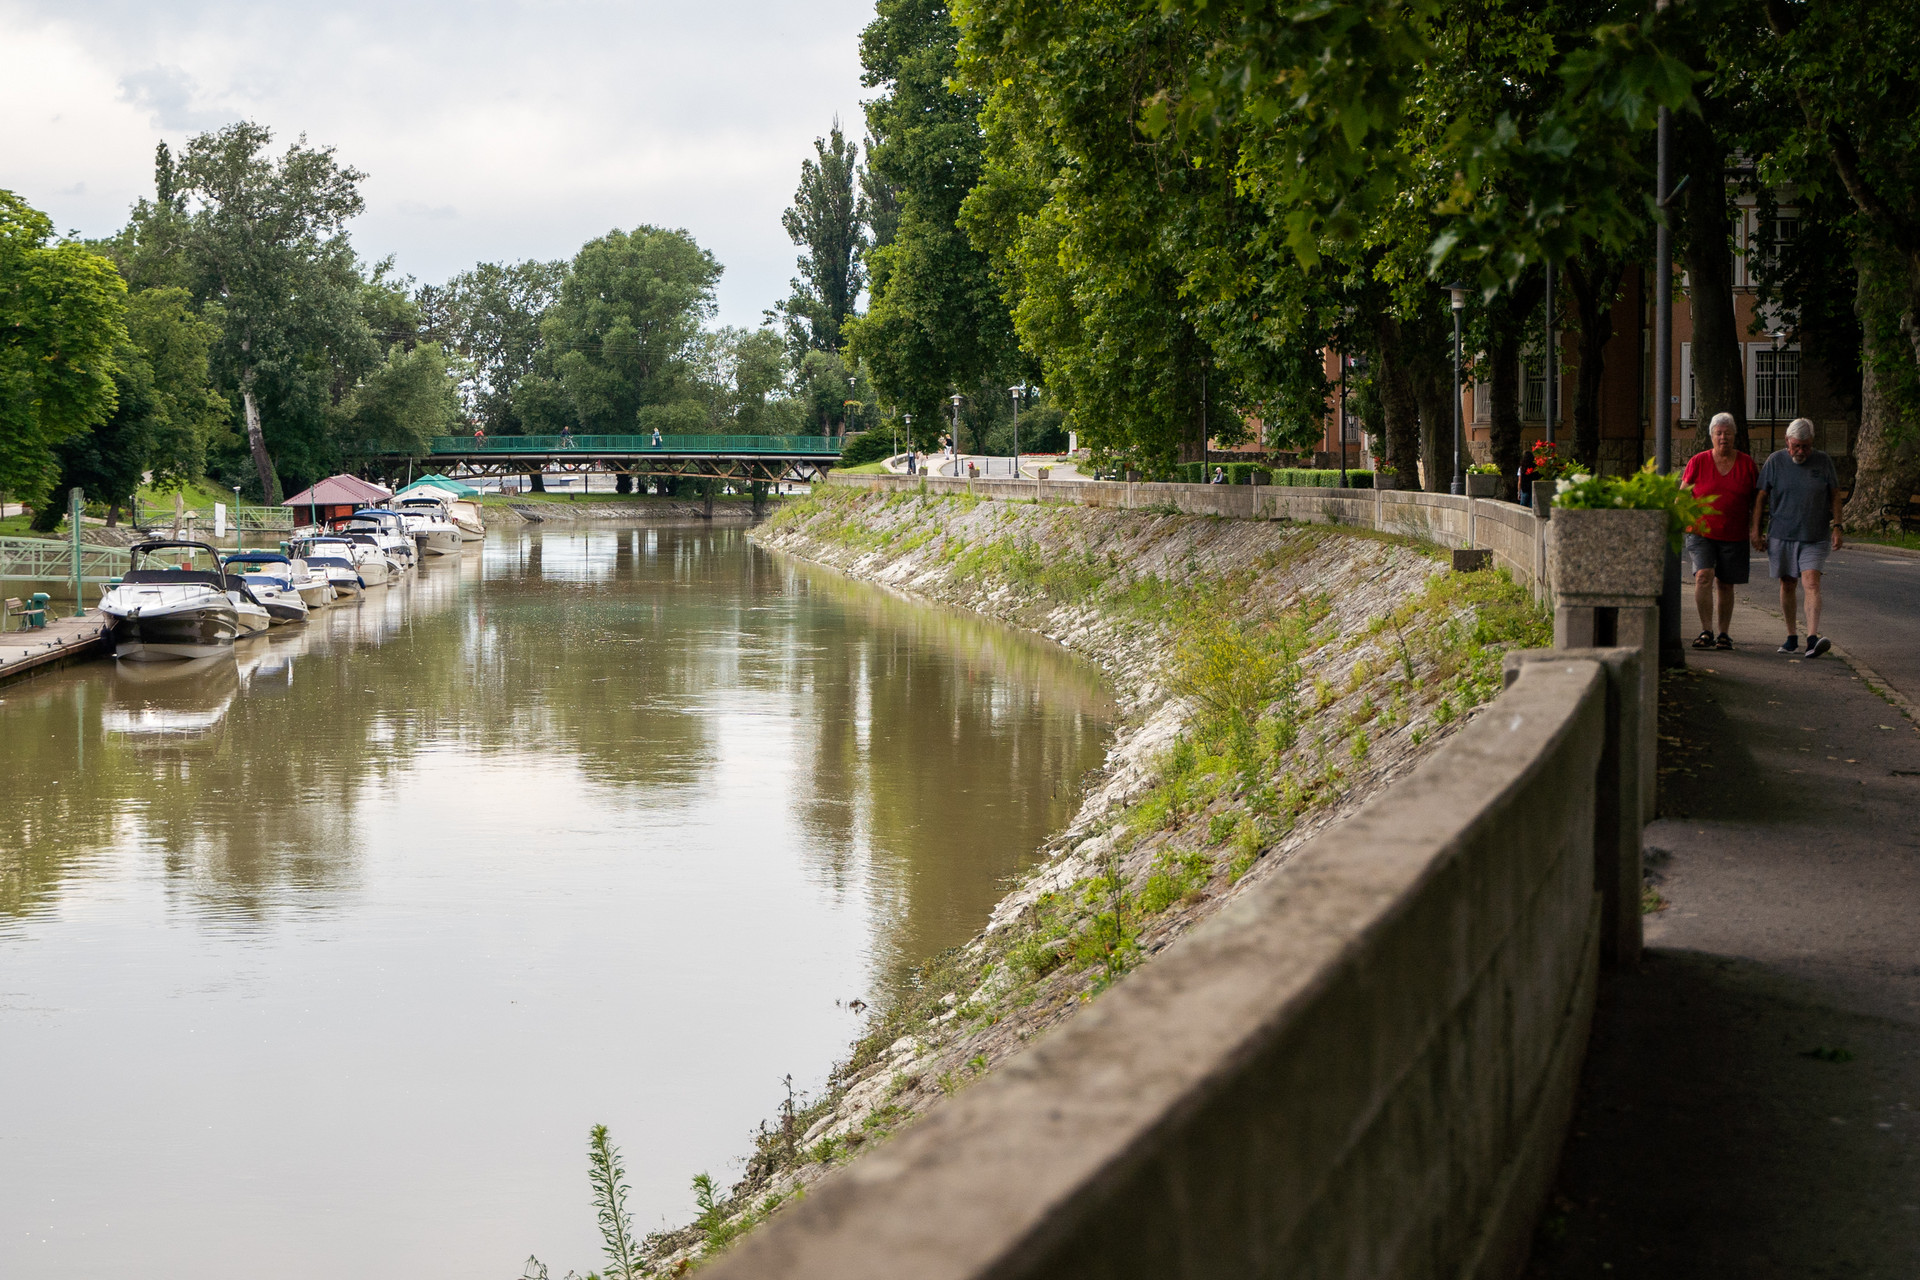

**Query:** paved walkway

left=1527, top=586, right=1920, bottom=1277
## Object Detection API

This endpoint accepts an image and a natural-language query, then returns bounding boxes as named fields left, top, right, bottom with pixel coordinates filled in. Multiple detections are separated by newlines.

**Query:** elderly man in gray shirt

left=1749, top=417, right=1844, bottom=657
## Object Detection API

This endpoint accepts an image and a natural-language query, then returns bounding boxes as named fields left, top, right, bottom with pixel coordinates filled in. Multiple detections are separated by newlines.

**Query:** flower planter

left=1547, top=508, right=1667, bottom=602
left=1533, top=479, right=1559, bottom=518
left=1466, top=473, right=1499, bottom=498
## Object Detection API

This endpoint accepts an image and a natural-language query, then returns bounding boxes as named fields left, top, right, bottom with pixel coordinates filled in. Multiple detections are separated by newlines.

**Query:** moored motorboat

left=447, top=499, right=486, bottom=542
left=338, top=509, right=418, bottom=572
left=229, top=585, right=272, bottom=636
left=393, top=497, right=463, bottom=557
left=99, top=541, right=241, bottom=661
left=289, top=536, right=366, bottom=598
left=222, top=552, right=312, bottom=625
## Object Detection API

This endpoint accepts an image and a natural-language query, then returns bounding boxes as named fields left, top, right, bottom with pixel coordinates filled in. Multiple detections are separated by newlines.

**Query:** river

left=0, top=523, right=1114, bottom=1278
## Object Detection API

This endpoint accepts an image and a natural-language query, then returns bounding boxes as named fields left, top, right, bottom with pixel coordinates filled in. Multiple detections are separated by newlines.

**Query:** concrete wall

left=702, top=659, right=1625, bottom=1280
left=703, top=483, right=1659, bottom=1279
left=827, top=473, right=1553, bottom=597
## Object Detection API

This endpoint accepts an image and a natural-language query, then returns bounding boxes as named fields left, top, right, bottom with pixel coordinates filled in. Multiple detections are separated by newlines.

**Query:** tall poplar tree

left=778, top=123, right=867, bottom=357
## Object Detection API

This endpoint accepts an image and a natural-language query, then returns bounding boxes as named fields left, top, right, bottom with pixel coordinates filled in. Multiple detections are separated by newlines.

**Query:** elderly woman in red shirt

left=1680, top=411, right=1760, bottom=649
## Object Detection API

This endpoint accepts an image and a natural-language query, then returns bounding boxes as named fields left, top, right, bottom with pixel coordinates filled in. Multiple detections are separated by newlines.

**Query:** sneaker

left=1778, top=635, right=1800, bottom=654
left=1715, top=633, right=1733, bottom=650
left=1807, top=634, right=1832, bottom=659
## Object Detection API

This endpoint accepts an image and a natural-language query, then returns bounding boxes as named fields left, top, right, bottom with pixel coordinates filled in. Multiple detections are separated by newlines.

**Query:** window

left=1738, top=210, right=1798, bottom=287
left=1747, top=344, right=1800, bottom=421
left=1523, top=364, right=1545, bottom=420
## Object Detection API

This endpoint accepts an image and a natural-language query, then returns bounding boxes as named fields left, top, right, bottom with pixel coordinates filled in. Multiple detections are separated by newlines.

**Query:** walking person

left=1750, top=418, right=1843, bottom=658
left=1680, top=412, right=1758, bottom=649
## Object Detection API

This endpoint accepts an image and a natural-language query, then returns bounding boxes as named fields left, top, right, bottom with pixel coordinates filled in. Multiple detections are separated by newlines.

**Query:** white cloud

left=0, top=0, right=875, bottom=325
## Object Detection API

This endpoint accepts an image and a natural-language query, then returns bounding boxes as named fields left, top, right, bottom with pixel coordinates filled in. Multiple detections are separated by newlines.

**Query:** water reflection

left=0, top=525, right=1111, bottom=1279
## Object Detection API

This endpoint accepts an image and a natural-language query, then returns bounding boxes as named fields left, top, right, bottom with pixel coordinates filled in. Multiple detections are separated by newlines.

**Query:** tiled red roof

left=281, top=474, right=393, bottom=507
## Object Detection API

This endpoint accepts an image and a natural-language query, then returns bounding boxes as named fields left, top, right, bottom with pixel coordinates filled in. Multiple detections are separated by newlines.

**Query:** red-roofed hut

left=282, top=474, right=394, bottom=526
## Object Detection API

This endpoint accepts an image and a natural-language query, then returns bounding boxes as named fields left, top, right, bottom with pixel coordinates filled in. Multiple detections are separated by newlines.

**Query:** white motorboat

left=99, top=541, right=241, bottom=661
left=222, top=552, right=312, bottom=625
left=341, top=534, right=396, bottom=586
left=393, top=496, right=463, bottom=557
left=447, top=499, right=486, bottom=542
left=289, top=536, right=366, bottom=598
left=287, top=558, right=335, bottom=609
left=339, top=508, right=418, bottom=571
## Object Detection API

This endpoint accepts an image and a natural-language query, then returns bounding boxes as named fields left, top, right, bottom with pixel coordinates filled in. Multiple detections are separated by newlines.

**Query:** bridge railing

left=425, top=433, right=843, bottom=455
left=0, top=537, right=128, bottom=585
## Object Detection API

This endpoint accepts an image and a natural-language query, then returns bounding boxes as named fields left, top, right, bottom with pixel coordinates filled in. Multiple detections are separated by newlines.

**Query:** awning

left=282, top=475, right=394, bottom=508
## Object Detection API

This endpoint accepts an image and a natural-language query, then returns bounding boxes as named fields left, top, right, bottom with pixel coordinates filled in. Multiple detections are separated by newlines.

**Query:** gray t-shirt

left=1758, top=448, right=1840, bottom=543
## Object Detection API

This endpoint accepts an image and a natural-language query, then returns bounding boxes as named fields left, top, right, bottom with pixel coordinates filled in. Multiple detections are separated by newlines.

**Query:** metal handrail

left=425, top=433, right=844, bottom=456
left=0, top=536, right=127, bottom=582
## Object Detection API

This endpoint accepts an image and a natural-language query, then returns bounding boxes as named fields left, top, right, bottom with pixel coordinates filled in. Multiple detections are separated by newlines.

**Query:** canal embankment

left=643, top=481, right=1555, bottom=1268
left=0, top=610, right=111, bottom=689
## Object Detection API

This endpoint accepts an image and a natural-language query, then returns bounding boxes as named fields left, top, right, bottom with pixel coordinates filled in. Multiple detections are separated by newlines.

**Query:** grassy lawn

left=0, top=513, right=42, bottom=538
left=134, top=479, right=252, bottom=514
left=1852, top=529, right=1920, bottom=554
left=833, top=460, right=891, bottom=475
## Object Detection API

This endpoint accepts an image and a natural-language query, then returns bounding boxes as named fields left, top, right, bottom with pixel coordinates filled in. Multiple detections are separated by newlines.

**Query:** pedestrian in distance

left=650, top=427, right=662, bottom=448
left=1680, top=412, right=1758, bottom=649
left=1750, top=417, right=1843, bottom=658
left=1210, top=466, right=1226, bottom=484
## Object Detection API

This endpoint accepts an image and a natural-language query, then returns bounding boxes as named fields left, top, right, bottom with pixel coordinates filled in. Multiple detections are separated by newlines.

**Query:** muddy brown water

left=0, top=524, right=1113, bottom=1278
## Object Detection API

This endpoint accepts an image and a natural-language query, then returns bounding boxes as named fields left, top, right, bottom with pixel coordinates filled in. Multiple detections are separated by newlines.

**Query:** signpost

left=68, top=487, right=83, bottom=616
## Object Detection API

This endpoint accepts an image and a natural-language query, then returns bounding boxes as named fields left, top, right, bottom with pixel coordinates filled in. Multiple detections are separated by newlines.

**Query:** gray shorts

left=1685, top=534, right=1750, bottom=585
left=1768, top=536, right=1830, bottom=580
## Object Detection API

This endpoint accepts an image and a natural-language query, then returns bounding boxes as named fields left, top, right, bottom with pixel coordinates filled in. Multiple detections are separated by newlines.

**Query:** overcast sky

left=0, top=0, right=875, bottom=328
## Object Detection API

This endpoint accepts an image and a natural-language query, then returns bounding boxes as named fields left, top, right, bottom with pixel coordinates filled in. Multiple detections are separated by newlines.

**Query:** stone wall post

left=1541, top=507, right=1665, bottom=965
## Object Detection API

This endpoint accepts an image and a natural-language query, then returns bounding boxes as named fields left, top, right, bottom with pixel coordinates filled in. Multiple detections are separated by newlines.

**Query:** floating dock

left=0, top=611, right=111, bottom=688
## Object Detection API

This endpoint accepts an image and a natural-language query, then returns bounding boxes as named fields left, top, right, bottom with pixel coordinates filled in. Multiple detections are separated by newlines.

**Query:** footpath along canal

left=0, top=524, right=1113, bottom=1279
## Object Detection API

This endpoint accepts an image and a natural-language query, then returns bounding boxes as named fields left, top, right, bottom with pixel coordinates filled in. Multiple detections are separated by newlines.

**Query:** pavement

left=1526, top=553, right=1920, bottom=1278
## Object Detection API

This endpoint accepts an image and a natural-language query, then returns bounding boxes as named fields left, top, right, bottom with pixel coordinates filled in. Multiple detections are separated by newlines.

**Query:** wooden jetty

left=0, top=610, right=111, bottom=688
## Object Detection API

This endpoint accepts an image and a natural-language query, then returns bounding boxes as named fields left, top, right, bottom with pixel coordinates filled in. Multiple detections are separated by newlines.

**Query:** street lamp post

left=232, top=483, right=243, bottom=552
left=1008, top=383, right=1030, bottom=477
left=949, top=393, right=964, bottom=477
left=1338, top=355, right=1348, bottom=489
left=1544, top=261, right=1556, bottom=445
left=1448, top=285, right=1467, bottom=496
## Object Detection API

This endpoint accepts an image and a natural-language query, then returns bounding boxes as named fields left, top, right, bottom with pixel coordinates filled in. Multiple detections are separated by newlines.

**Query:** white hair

left=1786, top=417, right=1815, bottom=442
left=1708, top=412, right=1736, bottom=434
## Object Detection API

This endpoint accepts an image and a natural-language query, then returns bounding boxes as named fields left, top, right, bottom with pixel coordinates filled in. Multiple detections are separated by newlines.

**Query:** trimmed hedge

left=1270, top=468, right=1374, bottom=489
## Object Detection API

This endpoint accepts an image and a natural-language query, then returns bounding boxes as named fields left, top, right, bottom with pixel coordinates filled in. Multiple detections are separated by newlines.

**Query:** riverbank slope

left=644, top=483, right=1549, bottom=1268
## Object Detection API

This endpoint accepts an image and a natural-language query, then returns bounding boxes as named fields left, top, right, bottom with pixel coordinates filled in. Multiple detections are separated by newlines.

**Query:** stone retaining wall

left=827, top=474, right=1553, bottom=596
left=703, top=657, right=1631, bottom=1280
left=698, top=480, right=1650, bottom=1279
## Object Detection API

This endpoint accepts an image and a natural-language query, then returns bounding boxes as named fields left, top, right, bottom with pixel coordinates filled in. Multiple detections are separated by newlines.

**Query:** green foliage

left=847, top=0, right=1022, bottom=442
left=777, top=123, right=867, bottom=359
left=1554, top=462, right=1712, bottom=552
left=528, top=225, right=722, bottom=435
left=837, top=431, right=896, bottom=466
left=586, top=1125, right=643, bottom=1280
left=419, top=258, right=565, bottom=434
left=0, top=190, right=126, bottom=507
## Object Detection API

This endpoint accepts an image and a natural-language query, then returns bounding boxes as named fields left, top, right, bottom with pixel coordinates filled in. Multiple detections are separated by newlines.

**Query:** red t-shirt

left=1681, top=450, right=1759, bottom=541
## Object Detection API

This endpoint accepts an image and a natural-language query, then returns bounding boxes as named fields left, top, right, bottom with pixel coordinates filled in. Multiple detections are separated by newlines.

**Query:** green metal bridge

left=0, top=536, right=128, bottom=595
left=401, top=433, right=844, bottom=483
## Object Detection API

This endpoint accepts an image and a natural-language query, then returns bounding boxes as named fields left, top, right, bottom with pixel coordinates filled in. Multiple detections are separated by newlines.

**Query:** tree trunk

left=529, top=472, right=546, bottom=493
left=615, top=472, right=632, bottom=495
left=1841, top=278, right=1920, bottom=532
left=106, top=501, right=120, bottom=528
left=1412, top=362, right=1451, bottom=493
left=240, top=378, right=283, bottom=506
left=1678, top=114, right=1748, bottom=452
left=1371, top=319, right=1423, bottom=490
left=1488, top=329, right=1523, bottom=502
left=1566, top=251, right=1625, bottom=472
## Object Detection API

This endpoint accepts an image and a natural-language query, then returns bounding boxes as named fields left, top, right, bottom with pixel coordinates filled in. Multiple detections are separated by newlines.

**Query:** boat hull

left=414, top=530, right=462, bottom=556
left=110, top=607, right=239, bottom=661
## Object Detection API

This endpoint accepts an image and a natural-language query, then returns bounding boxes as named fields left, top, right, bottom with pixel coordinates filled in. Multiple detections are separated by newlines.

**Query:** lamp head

left=1447, top=284, right=1468, bottom=312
